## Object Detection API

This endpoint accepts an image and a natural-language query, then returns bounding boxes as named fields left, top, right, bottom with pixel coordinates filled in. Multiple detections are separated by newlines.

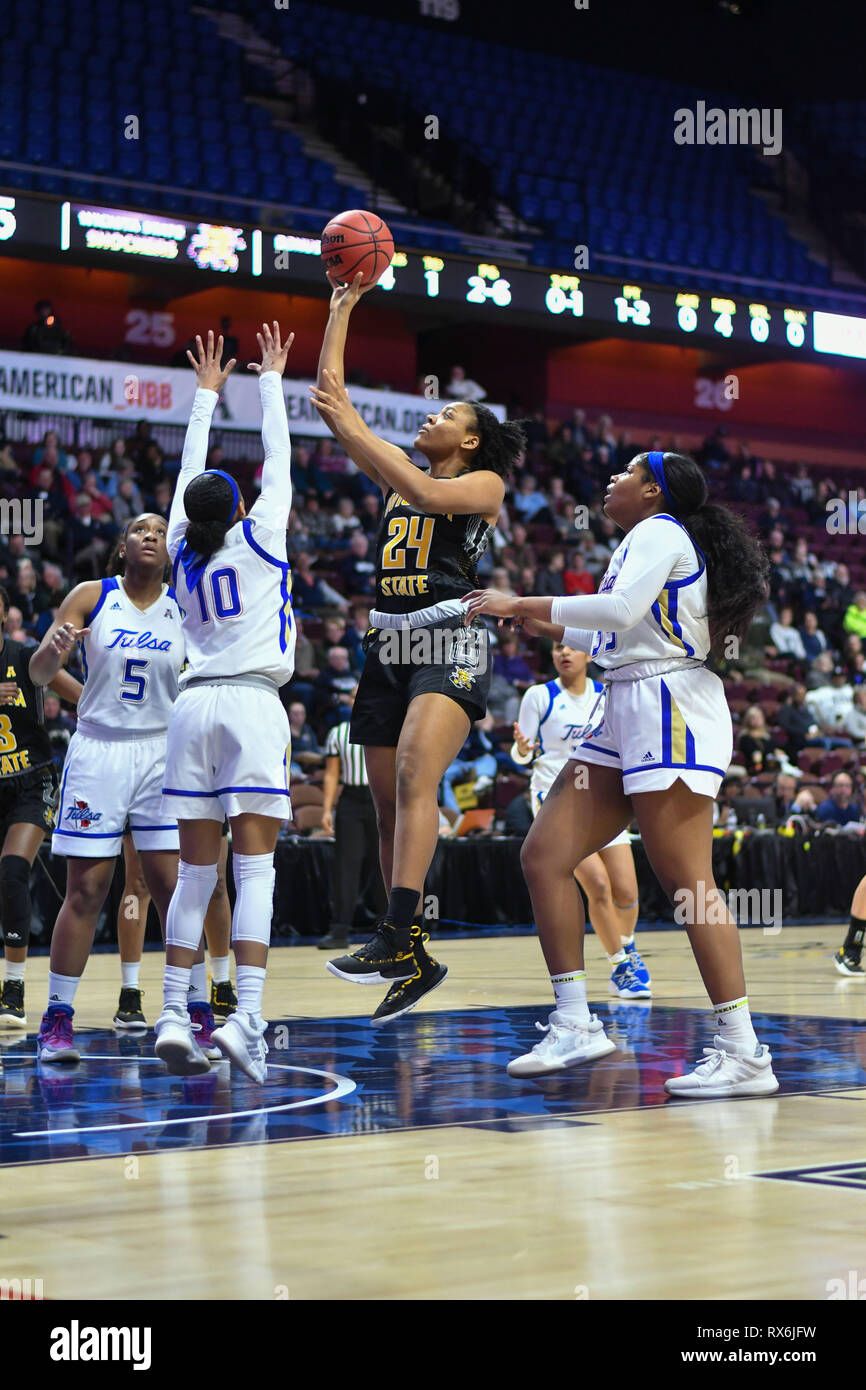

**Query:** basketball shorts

left=162, top=683, right=291, bottom=822
left=531, top=777, right=630, bottom=847
left=571, top=664, right=732, bottom=799
left=0, top=765, right=58, bottom=839
left=53, top=731, right=178, bottom=857
left=351, top=623, right=491, bottom=746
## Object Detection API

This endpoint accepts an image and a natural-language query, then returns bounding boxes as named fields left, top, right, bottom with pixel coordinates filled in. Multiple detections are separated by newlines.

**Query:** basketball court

left=3, top=924, right=864, bottom=1302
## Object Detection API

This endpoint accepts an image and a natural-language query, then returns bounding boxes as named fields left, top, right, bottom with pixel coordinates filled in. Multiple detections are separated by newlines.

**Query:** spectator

left=315, top=615, right=355, bottom=671
left=805, top=665, right=854, bottom=737
left=502, top=522, right=536, bottom=582
left=22, top=299, right=72, bottom=355
left=564, top=548, right=596, bottom=596
left=843, top=590, right=866, bottom=640
left=10, top=559, right=51, bottom=632
left=445, top=365, right=487, bottom=401
left=773, top=772, right=801, bottom=821
left=112, top=476, right=146, bottom=528
left=493, top=632, right=534, bottom=693
left=799, top=610, right=828, bottom=662
left=843, top=687, right=866, bottom=745
left=287, top=701, right=323, bottom=779
left=534, top=549, right=567, bottom=597
left=32, top=429, right=73, bottom=473
left=292, top=552, right=348, bottom=613
left=69, top=494, right=115, bottom=579
left=738, top=705, right=775, bottom=773
left=512, top=475, right=552, bottom=525
left=816, top=771, right=862, bottom=826
left=339, top=532, right=376, bottom=598
left=502, top=785, right=533, bottom=837
left=298, top=493, right=331, bottom=542
left=441, top=719, right=497, bottom=813
left=344, top=604, right=370, bottom=667
left=82, top=471, right=115, bottom=522
left=768, top=605, right=806, bottom=660
left=330, top=495, right=362, bottom=542
left=28, top=464, right=71, bottom=556
left=98, top=436, right=134, bottom=481
left=138, top=442, right=167, bottom=499
left=777, top=684, right=821, bottom=756
left=789, top=463, right=815, bottom=506
left=152, top=479, right=172, bottom=520
left=43, top=691, right=76, bottom=772
left=314, top=646, right=358, bottom=727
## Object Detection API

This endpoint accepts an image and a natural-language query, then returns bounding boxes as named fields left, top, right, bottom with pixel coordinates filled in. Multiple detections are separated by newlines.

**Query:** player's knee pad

left=0, top=855, right=33, bottom=950
left=231, top=851, right=275, bottom=947
left=166, top=860, right=218, bottom=951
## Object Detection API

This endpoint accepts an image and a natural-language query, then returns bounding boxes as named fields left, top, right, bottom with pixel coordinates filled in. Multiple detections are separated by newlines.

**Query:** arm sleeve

left=561, top=626, right=596, bottom=654
left=167, top=387, right=218, bottom=558
left=551, top=520, right=685, bottom=633
left=248, top=371, right=292, bottom=532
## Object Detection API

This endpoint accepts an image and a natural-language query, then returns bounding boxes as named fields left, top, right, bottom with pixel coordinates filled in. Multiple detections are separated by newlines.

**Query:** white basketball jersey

left=171, top=507, right=295, bottom=687
left=77, top=577, right=184, bottom=737
left=581, top=515, right=710, bottom=669
left=517, top=677, right=605, bottom=799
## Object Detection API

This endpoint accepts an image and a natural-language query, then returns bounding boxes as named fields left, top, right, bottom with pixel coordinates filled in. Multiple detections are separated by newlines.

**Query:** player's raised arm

left=167, top=331, right=236, bottom=558
left=315, top=274, right=392, bottom=494
left=28, top=582, right=100, bottom=686
left=246, top=321, right=294, bottom=529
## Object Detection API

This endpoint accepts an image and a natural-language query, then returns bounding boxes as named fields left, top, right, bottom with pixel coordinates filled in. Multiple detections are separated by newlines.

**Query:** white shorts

left=572, top=664, right=732, bottom=799
left=162, top=683, right=291, bottom=822
left=53, top=730, right=178, bottom=857
left=531, top=781, right=631, bottom=848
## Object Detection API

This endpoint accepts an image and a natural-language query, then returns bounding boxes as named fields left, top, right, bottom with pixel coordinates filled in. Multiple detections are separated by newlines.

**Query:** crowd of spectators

left=5, top=403, right=866, bottom=836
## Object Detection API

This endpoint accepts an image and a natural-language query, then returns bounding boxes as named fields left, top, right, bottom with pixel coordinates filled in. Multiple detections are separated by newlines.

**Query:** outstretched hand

left=247, top=321, right=294, bottom=376
left=463, top=589, right=521, bottom=623
left=186, top=330, right=236, bottom=392
left=309, top=368, right=356, bottom=435
left=328, top=270, right=374, bottom=314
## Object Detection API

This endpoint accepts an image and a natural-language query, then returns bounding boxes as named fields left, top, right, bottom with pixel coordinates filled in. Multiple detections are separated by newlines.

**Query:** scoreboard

left=0, top=190, right=862, bottom=361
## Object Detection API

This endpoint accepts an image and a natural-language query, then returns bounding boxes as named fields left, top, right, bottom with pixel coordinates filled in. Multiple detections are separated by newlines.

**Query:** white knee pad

left=166, top=860, right=218, bottom=950
left=231, top=851, right=276, bottom=947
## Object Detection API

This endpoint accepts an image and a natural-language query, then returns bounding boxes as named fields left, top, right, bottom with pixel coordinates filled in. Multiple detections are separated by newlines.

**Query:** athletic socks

left=188, top=961, right=208, bottom=1003
left=47, top=971, right=80, bottom=1007
left=843, top=915, right=865, bottom=962
left=209, top=954, right=231, bottom=984
left=5, top=959, right=25, bottom=984
left=385, top=887, right=420, bottom=952
left=121, top=961, right=140, bottom=989
left=550, top=970, right=591, bottom=1027
left=713, top=996, right=759, bottom=1053
left=620, top=935, right=635, bottom=948
left=608, top=949, right=627, bottom=965
left=163, top=963, right=191, bottom=1012
left=237, top=965, right=267, bottom=1020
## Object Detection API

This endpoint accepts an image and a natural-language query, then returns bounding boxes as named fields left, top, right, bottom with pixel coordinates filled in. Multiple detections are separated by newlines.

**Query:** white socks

left=209, top=954, right=230, bottom=984
left=237, top=965, right=267, bottom=1020
left=47, top=971, right=79, bottom=1007
left=608, top=950, right=627, bottom=965
left=188, top=961, right=208, bottom=1003
left=714, top=996, right=759, bottom=1052
left=121, top=961, right=140, bottom=989
left=231, top=852, right=275, bottom=947
left=164, top=964, right=190, bottom=1012
left=550, top=970, right=590, bottom=1027
left=5, top=959, right=25, bottom=984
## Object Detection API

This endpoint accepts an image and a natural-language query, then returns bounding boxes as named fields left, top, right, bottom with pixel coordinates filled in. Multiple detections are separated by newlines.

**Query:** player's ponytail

left=466, top=404, right=527, bottom=479
left=638, top=451, right=769, bottom=656
left=184, top=470, right=241, bottom=562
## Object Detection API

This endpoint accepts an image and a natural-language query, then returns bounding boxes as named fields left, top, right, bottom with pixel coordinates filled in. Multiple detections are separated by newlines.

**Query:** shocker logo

left=448, top=667, right=475, bottom=692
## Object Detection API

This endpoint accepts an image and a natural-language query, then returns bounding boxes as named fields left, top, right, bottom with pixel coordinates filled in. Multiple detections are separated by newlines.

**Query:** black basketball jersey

left=0, top=637, right=53, bottom=780
left=374, top=488, right=494, bottom=615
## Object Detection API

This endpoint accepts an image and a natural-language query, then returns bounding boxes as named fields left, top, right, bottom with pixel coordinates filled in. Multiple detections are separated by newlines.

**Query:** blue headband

left=180, top=469, right=241, bottom=592
left=646, top=450, right=673, bottom=505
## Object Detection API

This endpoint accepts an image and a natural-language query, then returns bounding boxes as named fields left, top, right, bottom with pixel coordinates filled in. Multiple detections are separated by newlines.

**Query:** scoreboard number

left=614, top=284, right=650, bottom=326
left=379, top=251, right=408, bottom=292
left=784, top=308, right=807, bottom=348
left=545, top=274, right=584, bottom=317
left=675, top=292, right=699, bottom=333
left=749, top=303, right=770, bottom=343
left=466, top=262, right=512, bottom=307
left=422, top=253, right=444, bottom=298
left=711, top=296, right=735, bottom=339
left=0, top=196, right=17, bottom=242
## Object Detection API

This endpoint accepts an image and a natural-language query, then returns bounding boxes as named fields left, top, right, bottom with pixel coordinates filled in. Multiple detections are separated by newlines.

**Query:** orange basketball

left=320, top=209, right=394, bottom=288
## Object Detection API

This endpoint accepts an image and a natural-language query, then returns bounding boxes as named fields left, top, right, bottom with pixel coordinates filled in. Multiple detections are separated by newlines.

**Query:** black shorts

left=0, top=766, right=59, bottom=841
left=350, top=623, right=491, bottom=747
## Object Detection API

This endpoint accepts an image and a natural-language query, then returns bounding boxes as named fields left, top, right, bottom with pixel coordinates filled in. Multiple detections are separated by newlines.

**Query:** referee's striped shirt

left=325, top=722, right=368, bottom=786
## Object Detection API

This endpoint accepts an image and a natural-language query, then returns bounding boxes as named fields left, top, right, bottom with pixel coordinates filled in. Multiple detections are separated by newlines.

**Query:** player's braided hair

left=184, top=472, right=238, bottom=561
left=637, top=451, right=769, bottom=656
left=465, top=403, right=527, bottom=479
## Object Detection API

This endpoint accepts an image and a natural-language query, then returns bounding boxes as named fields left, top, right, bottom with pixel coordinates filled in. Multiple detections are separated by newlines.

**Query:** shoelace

left=695, top=1047, right=727, bottom=1074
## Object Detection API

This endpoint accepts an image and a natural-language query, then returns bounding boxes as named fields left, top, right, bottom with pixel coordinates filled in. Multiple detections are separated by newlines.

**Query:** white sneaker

left=154, top=1004, right=211, bottom=1076
left=212, top=1011, right=269, bottom=1083
left=507, top=1011, right=616, bottom=1077
left=664, top=1035, right=779, bottom=1099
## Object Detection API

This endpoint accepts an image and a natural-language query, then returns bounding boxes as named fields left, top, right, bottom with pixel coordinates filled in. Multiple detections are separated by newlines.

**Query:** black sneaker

left=834, top=948, right=865, bottom=978
left=0, top=979, right=26, bottom=1030
left=113, top=987, right=147, bottom=1029
left=326, top=921, right=415, bottom=985
left=371, top=949, right=448, bottom=1027
left=210, top=979, right=238, bottom=1020
left=317, top=929, right=349, bottom=951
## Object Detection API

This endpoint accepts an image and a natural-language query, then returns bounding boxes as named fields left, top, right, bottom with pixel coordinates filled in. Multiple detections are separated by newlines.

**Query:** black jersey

left=0, top=637, right=53, bottom=780
left=374, top=488, right=494, bottom=615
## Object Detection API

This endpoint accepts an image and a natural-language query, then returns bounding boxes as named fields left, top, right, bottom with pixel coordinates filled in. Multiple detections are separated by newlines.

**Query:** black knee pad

left=0, top=855, right=34, bottom=950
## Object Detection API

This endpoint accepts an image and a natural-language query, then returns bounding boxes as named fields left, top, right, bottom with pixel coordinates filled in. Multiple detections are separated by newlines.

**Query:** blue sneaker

left=624, top=940, right=651, bottom=989
left=609, top=958, right=652, bottom=999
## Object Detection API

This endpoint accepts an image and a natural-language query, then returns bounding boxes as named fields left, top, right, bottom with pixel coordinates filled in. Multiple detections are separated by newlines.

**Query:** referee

left=318, top=686, right=387, bottom=950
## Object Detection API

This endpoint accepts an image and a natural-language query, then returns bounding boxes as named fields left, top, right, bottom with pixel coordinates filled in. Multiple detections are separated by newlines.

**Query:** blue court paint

left=0, top=1005, right=863, bottom=1167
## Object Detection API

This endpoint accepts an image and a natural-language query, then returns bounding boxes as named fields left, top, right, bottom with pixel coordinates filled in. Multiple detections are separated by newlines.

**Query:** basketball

left=320, top=209, right=394, bottom=287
